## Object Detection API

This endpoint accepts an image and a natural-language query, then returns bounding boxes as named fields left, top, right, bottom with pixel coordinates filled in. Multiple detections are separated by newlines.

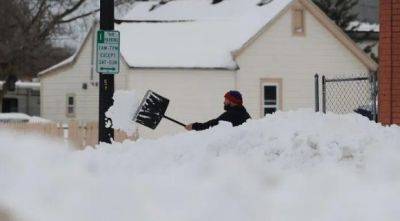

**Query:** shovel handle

left=163, top=115, right=186, bottom=127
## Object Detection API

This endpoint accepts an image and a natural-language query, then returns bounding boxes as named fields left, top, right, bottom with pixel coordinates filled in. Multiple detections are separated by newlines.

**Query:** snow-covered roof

left=38, top=0, right=379, bottom=74
left=0, top=81, right=40, bottom=90
left=38, top=55, right=76, bottom=76
left=39, top=0, right=293, bottom=73
left=116, top=0, right=293, bottom=69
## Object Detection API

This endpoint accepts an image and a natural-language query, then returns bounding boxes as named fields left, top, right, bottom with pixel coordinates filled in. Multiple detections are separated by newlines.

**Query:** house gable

left=233, top=0, right=378, bottom=72
left=39, top=27, right=98, bottom=122
left=234, top=0, right=374, bottom=118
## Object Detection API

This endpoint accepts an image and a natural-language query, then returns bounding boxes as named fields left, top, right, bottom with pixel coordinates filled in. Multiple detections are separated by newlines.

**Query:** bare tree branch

left=59, top=8, right=99, bottom=24
left=30, top=0, right=48, bottom=27
left=59, top=0, right=135, bottom=24
left=1, top=0, right=138, bottom=79
left=55, top=0, right=87, bottom=21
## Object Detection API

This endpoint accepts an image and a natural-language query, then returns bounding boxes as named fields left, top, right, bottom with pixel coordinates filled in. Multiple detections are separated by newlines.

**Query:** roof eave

left=127, top=65, right=239, bottom=71
left=232, top=0, right=295, bottom=59
left=38, top=21, right=97, bottom=78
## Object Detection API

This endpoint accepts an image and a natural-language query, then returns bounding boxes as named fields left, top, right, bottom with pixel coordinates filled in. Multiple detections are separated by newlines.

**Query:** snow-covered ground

left=0, top=113, right=51, bottom=123
left=0, top=110, right=399, bottom=221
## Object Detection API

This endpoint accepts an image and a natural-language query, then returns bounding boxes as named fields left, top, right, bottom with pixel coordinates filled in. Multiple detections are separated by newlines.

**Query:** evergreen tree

left=313, top=0, right=378, bottom=62
left=312, top=0, right=359, bottom=31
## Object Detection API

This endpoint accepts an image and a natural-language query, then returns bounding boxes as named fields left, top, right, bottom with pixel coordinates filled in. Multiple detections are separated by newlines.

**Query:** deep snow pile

left=0, top=110, right=400, bottom=221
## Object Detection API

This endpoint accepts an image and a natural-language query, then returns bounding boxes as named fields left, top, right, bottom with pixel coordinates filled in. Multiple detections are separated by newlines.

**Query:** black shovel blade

left=133, top=90, right=170, bottom=129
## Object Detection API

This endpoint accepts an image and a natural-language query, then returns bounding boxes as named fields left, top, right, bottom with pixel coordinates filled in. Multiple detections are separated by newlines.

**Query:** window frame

left=260, top=78, right=283, bottom=117
left=2, top=97, right=19, bottom=113
left=66, top=93, right=76, bottom=118
left=292, top=6, right=306, bottom=36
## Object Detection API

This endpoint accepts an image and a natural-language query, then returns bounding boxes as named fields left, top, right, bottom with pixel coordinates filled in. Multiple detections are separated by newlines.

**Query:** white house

left=38, top=0, right=378, bottom=138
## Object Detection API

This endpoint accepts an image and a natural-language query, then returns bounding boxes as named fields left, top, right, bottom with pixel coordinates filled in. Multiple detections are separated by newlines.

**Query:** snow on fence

left=0, top=121, right=138, bottom=149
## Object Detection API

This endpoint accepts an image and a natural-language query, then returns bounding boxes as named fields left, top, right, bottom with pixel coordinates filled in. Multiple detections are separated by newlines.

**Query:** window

left=2, top=98, right=18, bottom=113
left=292, top=8, right=305, bottom=36
left=66, top=94, right=76, bottom=117
left=264, top=85, right=278, bottom=114
left=261, top=79, right=282, bottom=116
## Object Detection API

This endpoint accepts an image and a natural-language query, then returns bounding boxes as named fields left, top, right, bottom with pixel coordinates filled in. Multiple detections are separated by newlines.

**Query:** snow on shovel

left=133, top=90, right=186, bottom=129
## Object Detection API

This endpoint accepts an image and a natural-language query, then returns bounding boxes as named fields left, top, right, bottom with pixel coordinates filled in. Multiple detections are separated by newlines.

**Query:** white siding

left=236, top=4, right=369, bottom=118
left=40, top=29, right=128, bottom=123
left=127, top=69, right=235, bottom=138
left=40, top=28, right=235, bottom=138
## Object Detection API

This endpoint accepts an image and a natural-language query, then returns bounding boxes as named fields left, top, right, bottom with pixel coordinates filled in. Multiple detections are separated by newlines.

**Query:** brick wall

left=379, top=0, right=400, bottom=124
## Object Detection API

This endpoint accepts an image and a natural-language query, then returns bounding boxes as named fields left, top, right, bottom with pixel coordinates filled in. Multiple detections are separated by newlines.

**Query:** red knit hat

left=224, top=90, right=243, bottom=105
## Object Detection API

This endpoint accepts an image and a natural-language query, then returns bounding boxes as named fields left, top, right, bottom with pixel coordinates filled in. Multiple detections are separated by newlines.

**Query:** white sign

left=96, top=30, right=120, bottom=74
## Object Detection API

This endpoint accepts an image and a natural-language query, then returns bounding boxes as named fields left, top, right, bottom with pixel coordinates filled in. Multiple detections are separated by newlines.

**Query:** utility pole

left=98, top=0, right=115, bottom=143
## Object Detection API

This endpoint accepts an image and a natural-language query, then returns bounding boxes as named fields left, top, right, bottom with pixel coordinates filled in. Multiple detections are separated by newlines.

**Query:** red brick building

left=379, top=0, right=400, bottom=124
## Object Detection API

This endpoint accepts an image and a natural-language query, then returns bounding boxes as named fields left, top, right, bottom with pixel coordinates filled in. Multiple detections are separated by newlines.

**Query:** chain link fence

left=315, top=73, right=378, bottom=121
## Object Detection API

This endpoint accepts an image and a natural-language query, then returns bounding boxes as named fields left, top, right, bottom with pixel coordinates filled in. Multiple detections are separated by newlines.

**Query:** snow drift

left=0, top=110, right=399, bottom=221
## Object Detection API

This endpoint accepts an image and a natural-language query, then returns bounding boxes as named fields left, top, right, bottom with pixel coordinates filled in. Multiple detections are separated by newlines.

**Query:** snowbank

left=0, top=110, right=399, bottom=221
left=0, top=113, right=51, bottom=123
left=0, top=81, right=40, bottom=90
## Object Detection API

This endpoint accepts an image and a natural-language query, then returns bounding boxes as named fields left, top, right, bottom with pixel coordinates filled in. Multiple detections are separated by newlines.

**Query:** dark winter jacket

left=192, top=105, right=251, bottom=131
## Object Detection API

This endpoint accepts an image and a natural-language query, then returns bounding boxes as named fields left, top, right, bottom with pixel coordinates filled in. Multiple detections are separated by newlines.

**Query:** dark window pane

left=31, top=91, right=40, bottom=96
left=264, top=108, right=277, bottom=115
left=2, top=98, right=18, bottom=112
left=68, top=106, right=74, bottom=114
left=264, top=86, right=277, bottom=100
left=68, top=97, right=74, bottom=105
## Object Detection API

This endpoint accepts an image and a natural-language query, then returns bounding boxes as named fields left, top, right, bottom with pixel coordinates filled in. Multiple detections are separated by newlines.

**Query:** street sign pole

left=99, top=0, right=114, bottom=143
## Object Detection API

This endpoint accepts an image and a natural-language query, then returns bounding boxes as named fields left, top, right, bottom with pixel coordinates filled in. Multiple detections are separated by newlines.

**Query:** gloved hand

left=185, top=124, right=193, bottom=131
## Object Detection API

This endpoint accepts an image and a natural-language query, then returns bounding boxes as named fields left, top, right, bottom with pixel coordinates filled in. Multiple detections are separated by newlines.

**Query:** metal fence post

left=315, top=74, right=319, bottom=112
left=322, top=75, right=326, bottom=114
left=370, top=72, right=378, bottom=122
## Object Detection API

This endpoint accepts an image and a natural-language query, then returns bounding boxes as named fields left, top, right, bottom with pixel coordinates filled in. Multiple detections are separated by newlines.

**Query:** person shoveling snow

left=132, top=90, right=250, bottom=132
left=185, top=90, right=251, bottom=131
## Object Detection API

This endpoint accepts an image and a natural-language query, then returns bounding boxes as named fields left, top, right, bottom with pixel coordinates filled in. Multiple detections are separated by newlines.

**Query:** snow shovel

left=133, top=90, right=186, bottom=129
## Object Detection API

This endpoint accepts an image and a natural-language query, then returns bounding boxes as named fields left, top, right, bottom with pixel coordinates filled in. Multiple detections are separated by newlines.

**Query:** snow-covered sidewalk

left=0, top=110, right=399, bottom=221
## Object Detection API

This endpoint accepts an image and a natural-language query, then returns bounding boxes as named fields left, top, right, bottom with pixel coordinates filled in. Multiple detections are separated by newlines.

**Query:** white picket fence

left=0, top=121, right=138, bottom=149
